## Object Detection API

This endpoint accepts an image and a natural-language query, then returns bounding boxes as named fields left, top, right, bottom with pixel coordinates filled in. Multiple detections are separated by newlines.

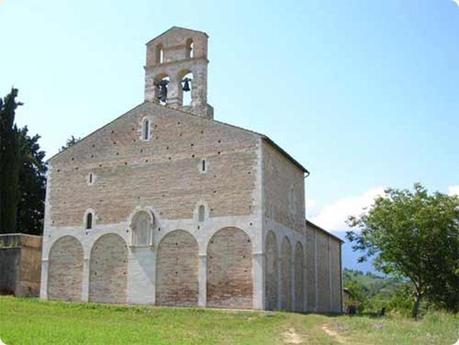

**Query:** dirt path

left=282, top=328, right=303, bottom=344
left=321, top=325, right=349, bottom=345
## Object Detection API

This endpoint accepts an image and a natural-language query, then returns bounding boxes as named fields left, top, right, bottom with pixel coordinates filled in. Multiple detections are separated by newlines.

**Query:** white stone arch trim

left=156, top=228, right=198, bottom=247
left=127, top=206, right=157, bottom=247
left=45, top=234, right=84, bottom=261
left=202, top=226, right=255, bottom=254
left=88, top=232, right=129, bottom=261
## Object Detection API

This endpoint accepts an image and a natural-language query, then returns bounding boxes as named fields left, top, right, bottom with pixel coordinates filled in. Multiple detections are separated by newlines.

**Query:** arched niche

left=47, top=236, right=84, bottom=301
left=89, top=233, right=128, bottom=304
left=207, top=227, right=253, bottom=309
left=156, top=230, right=199, bottom=306
left=264, top=231, right=278, bottom=310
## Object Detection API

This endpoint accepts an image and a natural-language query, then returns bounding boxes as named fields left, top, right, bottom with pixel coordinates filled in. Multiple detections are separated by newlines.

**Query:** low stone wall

left=0, top=234, right=42, bottom=297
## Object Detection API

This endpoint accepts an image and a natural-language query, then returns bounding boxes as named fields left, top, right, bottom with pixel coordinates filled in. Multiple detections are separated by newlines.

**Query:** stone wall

left=0, top=234, right=42, bottom=297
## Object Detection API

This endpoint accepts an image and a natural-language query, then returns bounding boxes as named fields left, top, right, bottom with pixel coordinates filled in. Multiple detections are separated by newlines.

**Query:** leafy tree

left=0, top=88, right=23, bottom=233
left=0, top=88, right=47, bottom=234
left=59, top=135, right=80, bottom=152
left=16, top=127, right=47, bottom=235
left=346, top=184, right=459, bottom=319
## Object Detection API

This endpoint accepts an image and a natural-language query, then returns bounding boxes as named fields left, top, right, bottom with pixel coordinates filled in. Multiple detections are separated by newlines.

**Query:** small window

left=143, top=119, right=150, bottom=140
left=200, top=159, right=207, bottom=173
left=131, top=211, right=153, bottom=247
left=87, top=172, right=95, bottom=185
left=156, top=44, right=164, bottom=64
left=186, top=39, right=194, bottom=58
left=198, top=205, right=205, bottom=222
left=86, top=213, right=93, bottom=230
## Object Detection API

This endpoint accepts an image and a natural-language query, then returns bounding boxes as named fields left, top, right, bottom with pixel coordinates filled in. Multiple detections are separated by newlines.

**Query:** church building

left=40, top=27, right=342, bottom=312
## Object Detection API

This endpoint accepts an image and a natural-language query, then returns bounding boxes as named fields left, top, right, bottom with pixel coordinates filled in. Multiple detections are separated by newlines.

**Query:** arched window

left=186, top=39, right=194, bottom=58
left=198, top=205, right=205, bottom=222
left=131, top=211, right=153, bottom=247
left=156, top=44, right=164, bottom=64
left=142, top=118, right=150, bottom=141
left=86, top=212, right=93, bottom=230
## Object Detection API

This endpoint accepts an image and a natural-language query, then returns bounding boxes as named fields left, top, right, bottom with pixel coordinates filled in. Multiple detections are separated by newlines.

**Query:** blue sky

left=1, top=0, right=458, bottom=269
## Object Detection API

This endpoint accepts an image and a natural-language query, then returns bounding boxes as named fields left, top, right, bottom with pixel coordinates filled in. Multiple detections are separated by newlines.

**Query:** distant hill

left=343, top=268, right=404, bottom=299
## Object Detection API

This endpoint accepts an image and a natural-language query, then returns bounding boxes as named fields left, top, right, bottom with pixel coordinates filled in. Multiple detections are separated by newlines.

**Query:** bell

left=182, top=77, right=191, bottom=92
left=155, top=79, right=169, bottom=103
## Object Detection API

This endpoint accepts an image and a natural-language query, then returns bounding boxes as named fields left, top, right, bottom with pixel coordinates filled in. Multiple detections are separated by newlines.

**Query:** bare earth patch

left=282, top=328, right=303, bottom=344
left=322, top=325, right=349, bottom=344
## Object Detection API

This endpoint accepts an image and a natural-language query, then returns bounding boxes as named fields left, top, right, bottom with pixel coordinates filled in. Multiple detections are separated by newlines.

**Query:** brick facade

left=89, top=234, right=127, bottom=304
left=47, top=236, right=83, bottom=301
left=207, top=227, right=253, bottom=309
left=40, top=26, right=342, bottom=313
left=264, top=231, right=278, bottom=310
left=156, top=230, right=199, bottom=306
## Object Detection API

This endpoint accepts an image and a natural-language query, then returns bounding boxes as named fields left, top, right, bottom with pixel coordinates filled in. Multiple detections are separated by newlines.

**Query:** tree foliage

left=0, top=88, right=23, bottom=233
left=59, top=135, right=80, bottom=152
left=16, top=127, right=47, bottom=234
left=0, top=88, right=47, bottom=234
left=346, top=184, right=459, bottom=318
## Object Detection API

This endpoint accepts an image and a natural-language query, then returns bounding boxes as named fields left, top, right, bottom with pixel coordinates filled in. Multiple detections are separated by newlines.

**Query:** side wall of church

left=261, top=140, right=307, bottom=311
left=304, top=223, right=342, bottom=313
left=40, top=102, right=265, bottom=309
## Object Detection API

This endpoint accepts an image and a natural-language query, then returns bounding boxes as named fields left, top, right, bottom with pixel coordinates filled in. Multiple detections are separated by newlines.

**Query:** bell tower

left=144, top=27, right=213, bottom=119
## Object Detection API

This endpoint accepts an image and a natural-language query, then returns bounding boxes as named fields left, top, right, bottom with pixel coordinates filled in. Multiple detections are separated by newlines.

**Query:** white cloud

left=448, top=185, right=459, bottom=196
left=453, top=0, right=459, bottom=7
left=306, top=198, right=316, bottom=210
left=310, top=187, right=386, bottom=232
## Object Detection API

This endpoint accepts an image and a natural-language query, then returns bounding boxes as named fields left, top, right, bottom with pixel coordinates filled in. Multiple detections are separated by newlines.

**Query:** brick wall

left=89, top=234, right=127, bottom=304
left=316, top=230, right=330, bottom=312
left=280, top=236, right=292, bottom=310
left=48, top=102, right=258, bottom=228
left=305, top=227, right=316, bottom=311
left=264, top=231, right=278, bottom=310
left=48, top=236, right=83, bottom=301
left=330, top=239, right=342, bottom=312
left=294, top=242, right=305, bottom=312
left=207, top=227, right=252, bottom=309
left=262, top=142, right=305, bottom=234
left=156, top=230, right=199, bottom=306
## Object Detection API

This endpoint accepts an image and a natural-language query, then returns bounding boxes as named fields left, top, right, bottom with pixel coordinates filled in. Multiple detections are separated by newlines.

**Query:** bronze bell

left=182, top=77, right=192, bottom=92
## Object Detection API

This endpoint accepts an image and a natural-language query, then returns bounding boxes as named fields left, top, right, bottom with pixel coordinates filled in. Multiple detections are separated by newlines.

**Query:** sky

left=1, top=0, right=458, bottom=270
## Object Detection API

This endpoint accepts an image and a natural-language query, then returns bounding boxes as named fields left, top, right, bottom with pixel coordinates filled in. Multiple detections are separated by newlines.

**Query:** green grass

left=0, top=297, right=457, bottom=345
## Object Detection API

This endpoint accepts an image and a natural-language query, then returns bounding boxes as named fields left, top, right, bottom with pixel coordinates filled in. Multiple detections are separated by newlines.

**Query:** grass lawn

left=0, top=296, right=457, bottom=345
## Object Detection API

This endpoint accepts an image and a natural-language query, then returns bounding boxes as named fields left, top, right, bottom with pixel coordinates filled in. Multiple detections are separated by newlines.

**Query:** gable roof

left=146, top=26, right=208, bottom=46
left=306, top=220, right=344, bottom=243
left=48, top=101, right=310, bottom=175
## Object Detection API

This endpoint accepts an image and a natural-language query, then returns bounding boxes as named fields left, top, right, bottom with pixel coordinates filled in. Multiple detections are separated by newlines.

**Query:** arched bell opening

left=177, top=70, right=193, bottom=107
left=154, top=74, right=170, bottom=105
